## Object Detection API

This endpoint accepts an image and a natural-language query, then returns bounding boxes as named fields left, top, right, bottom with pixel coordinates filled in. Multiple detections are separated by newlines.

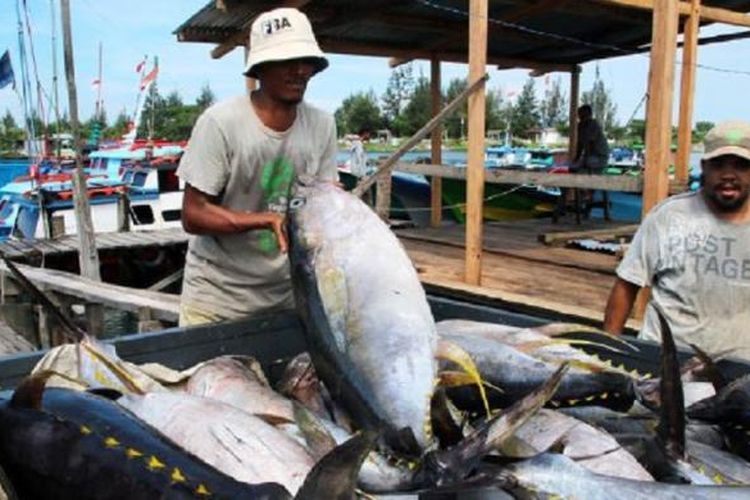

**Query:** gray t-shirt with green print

left=177, top=95, right=338, bottom=320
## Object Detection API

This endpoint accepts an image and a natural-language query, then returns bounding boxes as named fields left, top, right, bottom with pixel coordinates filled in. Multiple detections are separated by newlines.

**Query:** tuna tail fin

left=294, top=431, right=377, bottom=500
left=688, top=343, right=727, bottom=391
left=655, top=308, right=686, bottom=460
left=416, top=364, right=568, bottom=487
left=10, top=371, right=56, bottom=410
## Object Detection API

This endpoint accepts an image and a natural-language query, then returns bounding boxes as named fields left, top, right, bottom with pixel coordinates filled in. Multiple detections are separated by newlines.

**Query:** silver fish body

left=289, top=182, right=437, bottom=453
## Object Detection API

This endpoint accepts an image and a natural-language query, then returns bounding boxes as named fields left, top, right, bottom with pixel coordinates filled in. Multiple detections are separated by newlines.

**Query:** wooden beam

left=676, top=0, right=700, bottom=185
left=352, top=75, right=488, bottom=198
left=538, top=225, right=640, bottom=246
left=568, top=67, right=581, bottom=163
left=388, top=0, right=572, bottom=68
left=430, top=56, right=443, bottom=228
left=642, top=0, right=678, bottom=218
left=465, top=0, right=488, bottom=287
left=591, top=0, right=750, bottom=28
left=395, top=162, right=642, bottom=191
left=496, top=57, right=576, bottom=74
left=210, top=0, right=312, bottom=59
left=0, top=262, right=180, bottom=323
left=637, top=0, right=679, bottom=320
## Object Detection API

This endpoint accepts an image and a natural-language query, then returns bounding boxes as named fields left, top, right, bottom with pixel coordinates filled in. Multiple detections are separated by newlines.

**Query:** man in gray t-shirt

left=604, top=120, right=750, bottom=360
left=176, top=7, right=338, bottom=325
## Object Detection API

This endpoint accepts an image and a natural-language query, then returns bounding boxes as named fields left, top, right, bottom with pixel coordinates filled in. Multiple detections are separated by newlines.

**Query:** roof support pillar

left=464, top=0, right=488, bottom=286
left=568, top=66, right=581, bottom=163
left=676, top=0, right=700, bottom=185
left=642, top=0, right=678, bottom=218
left=430, top=56, right=443, bottom=228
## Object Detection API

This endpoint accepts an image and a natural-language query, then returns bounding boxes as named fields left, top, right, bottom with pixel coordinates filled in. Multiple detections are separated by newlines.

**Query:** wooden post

left=562, top=67, right=581, bottom=223
left=568, top=67, right=581, bottom=164
left=676, top=0, right=701, bottom=186
left=635, top=0, right=679, bottom=320
left=36, top=304, right=51, bottom=349
left=464, top=0, right=488, bottom=286
left=117, top=191, right=131, bottom=232
left=60, top=0, right=101, bottom=283
left=375, top=173, right=392, bottom=221
left=642, top=0, right=678, bottom=218
left=430, top=56, right=443, bottom=228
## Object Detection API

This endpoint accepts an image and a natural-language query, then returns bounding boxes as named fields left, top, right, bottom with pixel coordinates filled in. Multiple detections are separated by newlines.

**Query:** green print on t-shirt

left=258, top=157, right=294, bottom=254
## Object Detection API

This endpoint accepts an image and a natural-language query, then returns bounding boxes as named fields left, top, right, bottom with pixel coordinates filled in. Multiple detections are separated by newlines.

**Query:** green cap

left=703, top=120, right=750, bottom=162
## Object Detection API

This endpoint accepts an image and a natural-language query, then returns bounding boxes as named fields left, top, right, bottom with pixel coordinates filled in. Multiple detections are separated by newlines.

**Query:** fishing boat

left=0, top=141, right=185, bottom=240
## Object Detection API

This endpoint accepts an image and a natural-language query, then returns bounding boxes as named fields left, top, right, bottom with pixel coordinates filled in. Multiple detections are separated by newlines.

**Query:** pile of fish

left=0, top=181, right=749, bottom=498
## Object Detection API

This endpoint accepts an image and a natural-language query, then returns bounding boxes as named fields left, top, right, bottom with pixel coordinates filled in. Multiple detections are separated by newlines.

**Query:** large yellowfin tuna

left=288, top=181, right=437, bottom=454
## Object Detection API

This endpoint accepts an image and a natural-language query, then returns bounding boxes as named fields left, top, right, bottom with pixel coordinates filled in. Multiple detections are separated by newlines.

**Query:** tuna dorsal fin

left=655, top=308, right=686, bottom=460
left=10, top=371, right=56, bottom=410
left=688, top=343, right=727, bottom=392
left=417, top=364, right=568, bottom=487
left=294, top=431, right=377, bottom=500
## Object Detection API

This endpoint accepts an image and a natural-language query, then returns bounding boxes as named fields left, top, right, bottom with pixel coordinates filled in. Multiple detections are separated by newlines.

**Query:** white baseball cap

left=243, top=8, right=328, bottom=78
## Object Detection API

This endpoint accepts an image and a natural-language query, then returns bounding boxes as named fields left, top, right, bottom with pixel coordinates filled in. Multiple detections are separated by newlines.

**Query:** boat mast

left=50, top=0, right=61, bottom=158
left=15, top=0, right=37, bottom=158
left=95, top=41, right=102, bottom=121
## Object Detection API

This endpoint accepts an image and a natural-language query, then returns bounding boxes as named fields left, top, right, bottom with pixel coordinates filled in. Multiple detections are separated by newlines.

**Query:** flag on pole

left=91, top=78, right=101, bottom=89
left=135, top=57, right=146, bottom=74
left=0, top=50, right=15, bottom=90
left=140, top=62, right=158, bottom=90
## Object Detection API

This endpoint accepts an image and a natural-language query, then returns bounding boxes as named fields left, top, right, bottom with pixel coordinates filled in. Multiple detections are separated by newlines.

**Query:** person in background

left=349, top=128, right=370, bottom=177
left=603, top=120, right=750, bottom=360
left=573, top=104, right=610, bottom=173
left=176, top=7, right=338, bottom=326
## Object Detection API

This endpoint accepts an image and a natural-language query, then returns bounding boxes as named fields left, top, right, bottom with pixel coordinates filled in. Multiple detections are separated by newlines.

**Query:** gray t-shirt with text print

left=617, top=191, right=750, bottom=360
left=177, top=95, right=338, bottom=320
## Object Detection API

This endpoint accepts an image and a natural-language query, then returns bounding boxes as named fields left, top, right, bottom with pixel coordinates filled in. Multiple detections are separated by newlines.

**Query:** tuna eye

left=290, top=197, right=306, bottom=209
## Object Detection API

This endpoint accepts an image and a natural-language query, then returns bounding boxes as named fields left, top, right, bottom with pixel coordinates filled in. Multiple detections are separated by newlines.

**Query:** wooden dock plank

left=0, top=262, right=180, bottom=322
left=397, top=220, right=620, bottom=275
left=0, top=228, right=190, bottom=261
left=397, top=215, right=639, bottom=327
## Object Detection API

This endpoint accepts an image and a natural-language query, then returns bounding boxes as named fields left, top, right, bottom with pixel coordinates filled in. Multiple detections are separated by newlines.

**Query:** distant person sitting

left=573, top=104, right=610, bottom=173
left=349, top=128, right=370, bottom=177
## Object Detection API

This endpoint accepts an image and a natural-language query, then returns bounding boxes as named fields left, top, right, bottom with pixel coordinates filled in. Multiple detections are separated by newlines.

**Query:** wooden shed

left=174, top=0, right=750, bottom=286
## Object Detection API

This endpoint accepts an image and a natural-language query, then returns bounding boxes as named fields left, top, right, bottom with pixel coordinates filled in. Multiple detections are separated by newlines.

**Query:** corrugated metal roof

left=173, top=0, right=750, bottom=70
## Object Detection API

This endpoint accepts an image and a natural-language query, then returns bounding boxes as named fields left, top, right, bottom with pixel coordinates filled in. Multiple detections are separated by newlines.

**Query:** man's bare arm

left=603, top=277, right=640, bottom=335
left=181, top=184, right=288, bottom=252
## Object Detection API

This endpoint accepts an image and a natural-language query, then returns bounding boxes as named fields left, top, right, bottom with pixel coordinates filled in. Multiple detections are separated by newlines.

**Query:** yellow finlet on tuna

left=436, top=339, right=491, bottom=418
left=146, top=455, right=166, bottom=470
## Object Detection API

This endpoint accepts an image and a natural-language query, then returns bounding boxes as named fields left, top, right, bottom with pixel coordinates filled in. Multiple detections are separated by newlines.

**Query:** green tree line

left=0, top=83, right=216, bottom=155
left=334, top=64, right=715, bottom=147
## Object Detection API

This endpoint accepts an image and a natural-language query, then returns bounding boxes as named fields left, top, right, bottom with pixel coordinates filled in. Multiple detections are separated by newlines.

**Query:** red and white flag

left=91, top=78, right=101, bottom=89
left=140, top=64, right=159, bottom=90
left=135, top=57, right=147, bottom=74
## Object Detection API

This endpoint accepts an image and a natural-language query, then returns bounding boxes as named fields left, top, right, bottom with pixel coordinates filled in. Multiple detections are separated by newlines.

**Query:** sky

left=2, top=0, right=750, bottom=131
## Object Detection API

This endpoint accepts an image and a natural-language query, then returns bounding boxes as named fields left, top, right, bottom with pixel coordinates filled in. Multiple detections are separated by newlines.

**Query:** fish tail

left=436, top=339, right=491, bottom=418
left=294, top=431, right=377, bottom=500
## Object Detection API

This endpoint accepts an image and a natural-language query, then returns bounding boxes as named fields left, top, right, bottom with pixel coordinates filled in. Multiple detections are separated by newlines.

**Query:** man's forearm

left=603, top=278, right=640, bottom=335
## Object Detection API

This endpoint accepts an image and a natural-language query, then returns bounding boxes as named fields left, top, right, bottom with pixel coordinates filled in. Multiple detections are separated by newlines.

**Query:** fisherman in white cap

left=605, top=120, right=750, bottom=360
left=176, top=7, right=337, bottom=325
